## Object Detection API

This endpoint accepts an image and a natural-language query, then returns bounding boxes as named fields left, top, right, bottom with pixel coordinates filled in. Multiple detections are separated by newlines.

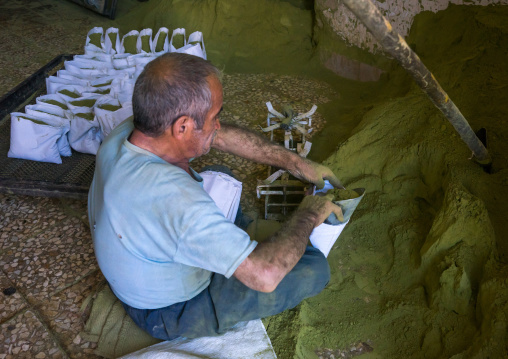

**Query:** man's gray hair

left=132, top=53, right=221, bottom=137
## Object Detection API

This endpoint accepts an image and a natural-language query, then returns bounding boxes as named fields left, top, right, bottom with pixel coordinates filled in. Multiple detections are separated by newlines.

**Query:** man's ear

left=171, top=116, right=195, bottom=139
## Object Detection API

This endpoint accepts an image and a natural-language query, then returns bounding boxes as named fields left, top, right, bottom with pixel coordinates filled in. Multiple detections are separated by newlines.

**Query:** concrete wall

left=315, top=0, right=508, bottom=53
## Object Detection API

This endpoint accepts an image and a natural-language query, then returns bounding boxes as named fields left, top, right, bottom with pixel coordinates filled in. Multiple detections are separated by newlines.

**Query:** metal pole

left=340, top=0, right=491, bottom=165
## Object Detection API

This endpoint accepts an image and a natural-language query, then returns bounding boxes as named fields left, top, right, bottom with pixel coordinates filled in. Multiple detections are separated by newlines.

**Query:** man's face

left=190, top=76, right=223, bottom=158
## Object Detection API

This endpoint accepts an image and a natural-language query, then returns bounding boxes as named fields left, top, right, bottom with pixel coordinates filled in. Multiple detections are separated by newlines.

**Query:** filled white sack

left=119, top=30, right=140, bottom=54
left=55, top=85, right=87, bottom=102
left=112, top=53, right=132, bottom=70
left=110, top=75, right=136, bottom=105
left=65, top=60, right=111, bottom=78
left=36, top=94, right=69, bottom=111
left=8, top=112, right=68, bottom=164
left=46, top=76, right=89, bottom=95
left=128, top=53, right=158, bottom=67
left=66, top=94, right=101, bottom=114
left=137, top=28, right=154, bottom=54
left=57, top=69, right=96, bottom=81
left=84, top=27, right=105, bottom=55
left=72, top=57, right=114, bottom=70
left=24, top=106, right=72, bottom=157
left=169, top=28, right=186, bottom=53
left=74, top=53, right=113, bottom=64
left=69, top=112, right=102, bottom=155
left=66, top=94, right=103, bottom=155
left=105, top=27, right=121, bottom=55
left=94, top=96, right=133, bottom=138
left=187, top=31, right=207, bottom=60
left=153, top=27, right=170, bottom=54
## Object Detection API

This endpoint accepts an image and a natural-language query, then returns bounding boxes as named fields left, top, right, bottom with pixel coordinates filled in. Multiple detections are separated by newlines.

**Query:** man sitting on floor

left=88, top=52, right=343, bottom=340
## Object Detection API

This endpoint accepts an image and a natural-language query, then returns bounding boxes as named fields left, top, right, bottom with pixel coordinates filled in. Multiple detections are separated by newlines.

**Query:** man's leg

left=121, top=246, right=330, bottom=340
left=210, top=246, right=330, bottom=333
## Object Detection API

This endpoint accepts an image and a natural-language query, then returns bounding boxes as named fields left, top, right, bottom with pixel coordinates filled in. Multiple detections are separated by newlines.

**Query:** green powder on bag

left=42, top=100, right=68, bottom=110
left=58, top=89, right=80, bottom=99
left=108, top=32, right=118, bottom=51
left=141, top=35, right=151, bottom=52
left=18, top=116, right=49, bottom=126
left=75, top=113, right=95, bottom=121
left=70, top=99, right=97, bottom=107
left=93, top=79, right=113, bottom=87
left=89, top=33, right=102, bottom=47
left=329, top=188, right=361, bottom=201
left=93, top=88, right=111, bottom=95
left=172, top=34, right=185, bottom=49
left=123, top=35, right=137, bottom=54
left=155, top=32, right=168, bottom=52
left=99, top=104, right=122, bottom=111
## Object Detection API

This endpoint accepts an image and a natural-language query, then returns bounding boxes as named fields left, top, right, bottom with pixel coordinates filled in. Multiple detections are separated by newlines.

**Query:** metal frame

left=257, top=172, right=309, bottom=221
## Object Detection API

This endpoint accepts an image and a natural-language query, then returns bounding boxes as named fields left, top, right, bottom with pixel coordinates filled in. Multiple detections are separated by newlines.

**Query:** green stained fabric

left=81, top=285, right=161, bottom=359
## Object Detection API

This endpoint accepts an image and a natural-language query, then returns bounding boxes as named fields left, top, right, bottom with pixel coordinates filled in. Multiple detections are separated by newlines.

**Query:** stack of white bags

left=8, top=27, right=207, bottom=164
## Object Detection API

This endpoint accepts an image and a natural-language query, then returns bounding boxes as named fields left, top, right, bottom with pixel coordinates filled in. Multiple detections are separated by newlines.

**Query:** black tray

left=0, top=54, right=94, bottom=200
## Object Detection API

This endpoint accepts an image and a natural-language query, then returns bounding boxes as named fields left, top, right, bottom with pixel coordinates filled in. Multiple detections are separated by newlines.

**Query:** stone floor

left=0, top=1, right=338, bottom=358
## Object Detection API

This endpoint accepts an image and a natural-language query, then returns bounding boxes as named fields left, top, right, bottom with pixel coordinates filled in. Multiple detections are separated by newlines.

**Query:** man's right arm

left=233, top=194, right=342, bottom=292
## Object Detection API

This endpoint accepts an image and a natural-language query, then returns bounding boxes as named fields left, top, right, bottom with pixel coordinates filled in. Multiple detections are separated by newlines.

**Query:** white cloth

left=119, top=319, right=276, bottom=359
left=200, top=171, right=242, bottom=223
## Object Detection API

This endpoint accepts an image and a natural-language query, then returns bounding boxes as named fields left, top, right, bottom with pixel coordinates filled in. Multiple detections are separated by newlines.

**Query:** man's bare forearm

left=213, top=122, right=344, bottom=189
left=233, top=206, right=319, bottom=292
left=212, top=122, right=301, bottom=172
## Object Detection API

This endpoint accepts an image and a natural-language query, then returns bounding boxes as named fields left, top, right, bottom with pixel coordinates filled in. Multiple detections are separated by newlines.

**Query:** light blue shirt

left=88, top=120, right=257, bottom=309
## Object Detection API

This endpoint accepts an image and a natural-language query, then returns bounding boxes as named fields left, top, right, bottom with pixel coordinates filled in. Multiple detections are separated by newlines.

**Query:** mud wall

left=315, top=0, right=508, bottom=52
left=314, top=0, right=508, bottom=79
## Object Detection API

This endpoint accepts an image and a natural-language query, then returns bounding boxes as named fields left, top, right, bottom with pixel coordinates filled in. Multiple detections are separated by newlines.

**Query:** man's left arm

left=212, top=123, right=344, bottom=189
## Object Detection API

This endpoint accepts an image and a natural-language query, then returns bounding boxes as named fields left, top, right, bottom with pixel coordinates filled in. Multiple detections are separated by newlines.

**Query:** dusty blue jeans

left=121, top=246, right=330, bottom=340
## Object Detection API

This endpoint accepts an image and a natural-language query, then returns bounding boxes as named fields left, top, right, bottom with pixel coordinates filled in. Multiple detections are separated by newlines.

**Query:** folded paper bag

left=309, top=180, right=365, bottom=257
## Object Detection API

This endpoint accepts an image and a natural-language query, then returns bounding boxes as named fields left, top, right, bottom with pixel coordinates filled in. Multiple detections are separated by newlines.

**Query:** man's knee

left=284, top=246, right=330, bottom=299
left=302, top=246, right=331, bottom=293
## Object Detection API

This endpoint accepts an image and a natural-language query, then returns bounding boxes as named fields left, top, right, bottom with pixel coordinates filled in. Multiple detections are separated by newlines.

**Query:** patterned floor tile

left=0, top=309, right=66, bottom=359
left=36, top=271, right=105, bottom=359
left=0, top=272, right=27, bottom=324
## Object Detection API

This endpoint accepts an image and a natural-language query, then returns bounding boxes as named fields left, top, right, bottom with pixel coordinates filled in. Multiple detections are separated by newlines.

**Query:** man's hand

left=299, top=193, right=344, bottom=226
left=213, top=124, right=344, bottom=189
left=289, top=158, right=344, bottom=190
left=233, top=191, right=343, bottom=292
